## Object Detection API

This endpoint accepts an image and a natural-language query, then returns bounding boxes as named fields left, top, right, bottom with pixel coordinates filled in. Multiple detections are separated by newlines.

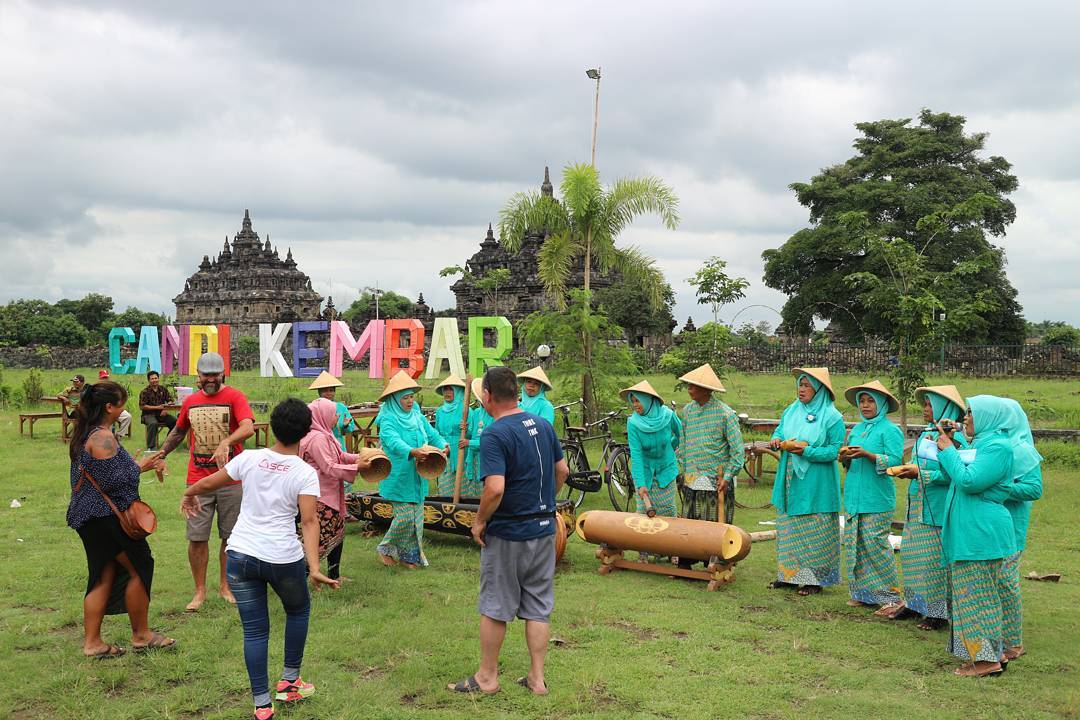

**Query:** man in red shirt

left=157, top=352, right=255, bottom=610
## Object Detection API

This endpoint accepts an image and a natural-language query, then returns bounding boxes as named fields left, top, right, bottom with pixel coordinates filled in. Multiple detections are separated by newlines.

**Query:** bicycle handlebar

left=584, top=409, right=623, bottom=429
left=554, top=398, right=585, bottom=412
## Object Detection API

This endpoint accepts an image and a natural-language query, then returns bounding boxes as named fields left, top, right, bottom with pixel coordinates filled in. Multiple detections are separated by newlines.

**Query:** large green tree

left=341, top=288, right=414, bottom=324
left=762, top=109, right=1025, bottom=345
left=499, top=162, right=679, bottom=412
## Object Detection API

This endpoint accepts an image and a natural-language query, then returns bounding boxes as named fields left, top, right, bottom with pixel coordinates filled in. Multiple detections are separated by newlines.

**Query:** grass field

left=1, top=370, right=1077, bottom=719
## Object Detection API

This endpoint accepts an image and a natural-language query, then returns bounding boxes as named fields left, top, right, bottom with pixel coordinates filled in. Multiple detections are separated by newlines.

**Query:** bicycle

left=554, top=401, right=634, bottom=510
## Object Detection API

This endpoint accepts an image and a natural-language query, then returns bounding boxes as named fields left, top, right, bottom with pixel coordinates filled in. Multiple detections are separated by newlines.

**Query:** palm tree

left=498, top=163, right=679, bottom=412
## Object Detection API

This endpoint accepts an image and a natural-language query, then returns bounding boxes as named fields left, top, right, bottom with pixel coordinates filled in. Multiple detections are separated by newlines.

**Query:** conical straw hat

left=791, top=367, right=834, bottom=397
left=619, top=380, right=664, bottom=404
left=914, top=385, right=965, bottom=411
left=378, top=370, right=420, bottom=401
left=517, top=366, right=553, bottom=391
left=307, top=370, right=344, bottom=391
left=843, top=379, right=900, bottom=413
left=471, top=377, right=484, bottom=402
left=678, top=363, right=725, bottom=392
left=435, top=373, right=466, bottom=392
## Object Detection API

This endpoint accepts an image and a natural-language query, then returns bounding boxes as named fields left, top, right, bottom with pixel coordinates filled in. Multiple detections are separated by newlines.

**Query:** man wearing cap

left=58, top=374, right=86, bottom=414
left=676, top=364, right=743, bottom=533
left=156, top=352, right=255, bottom=610
left=96, top=369, right=133, bottom=439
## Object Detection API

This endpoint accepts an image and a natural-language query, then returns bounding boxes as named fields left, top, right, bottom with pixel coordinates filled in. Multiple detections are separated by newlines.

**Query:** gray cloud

left=2, top=0, right=1078, bottom=330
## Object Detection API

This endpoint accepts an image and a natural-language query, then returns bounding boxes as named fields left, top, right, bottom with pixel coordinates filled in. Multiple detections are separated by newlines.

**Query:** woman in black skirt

left=67, top=380, right=175, bottom=658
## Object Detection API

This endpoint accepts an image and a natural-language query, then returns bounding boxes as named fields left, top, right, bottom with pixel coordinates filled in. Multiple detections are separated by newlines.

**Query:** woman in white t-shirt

left=181, top=399, right=339, bottom=720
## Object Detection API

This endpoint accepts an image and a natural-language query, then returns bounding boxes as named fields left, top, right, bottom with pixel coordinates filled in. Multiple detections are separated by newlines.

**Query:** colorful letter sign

left=467, top=316, right=513, bottom=377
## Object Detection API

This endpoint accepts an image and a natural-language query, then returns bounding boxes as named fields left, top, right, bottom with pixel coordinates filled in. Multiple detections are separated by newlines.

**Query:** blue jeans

left=226, top=551, right=311, bottom=706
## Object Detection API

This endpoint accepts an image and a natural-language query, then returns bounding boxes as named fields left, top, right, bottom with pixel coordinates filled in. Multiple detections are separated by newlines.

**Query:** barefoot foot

left=186, top=591, right=207, bottom=612
left=219, top=589, right=236, bottom=604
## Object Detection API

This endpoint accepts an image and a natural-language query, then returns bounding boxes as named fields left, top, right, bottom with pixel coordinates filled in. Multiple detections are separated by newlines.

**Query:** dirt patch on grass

left=12, top=603, right=57, bottom=613
left=609, top=620, right=658, bottom=642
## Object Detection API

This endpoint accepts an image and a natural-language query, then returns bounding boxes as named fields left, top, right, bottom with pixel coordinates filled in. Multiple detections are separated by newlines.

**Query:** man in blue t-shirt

left=447, top=366, right=568, bottom=697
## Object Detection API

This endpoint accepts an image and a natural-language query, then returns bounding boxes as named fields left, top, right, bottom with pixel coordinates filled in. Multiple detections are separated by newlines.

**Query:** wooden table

left=346, top=406, right=381, bottom=453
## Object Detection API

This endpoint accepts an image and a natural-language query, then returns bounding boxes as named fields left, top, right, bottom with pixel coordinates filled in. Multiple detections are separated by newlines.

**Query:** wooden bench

left=19, top=412, right=64, bottom=439
left=253, top=422, right=270, bottom=447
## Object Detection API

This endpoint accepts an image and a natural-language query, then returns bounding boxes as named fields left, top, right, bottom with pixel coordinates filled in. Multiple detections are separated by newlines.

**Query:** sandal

left=1003, top=645, right=1026, bottom=661
left=796, top=585, right=822, bottom=596
left=447, top=675, right=499, bottom=695
left=767, top=580, right=796, bottom=590
left=133, top=632, right=177, bottom=653
left=873, top=602, right=904, bottom=618
left=916, top=617, right=948, bottom=631
left=516, top=676, right=549, bottom=696
left=954, top=661, right=1003, bottom=678
left=86, top=643, right=126, bottom=660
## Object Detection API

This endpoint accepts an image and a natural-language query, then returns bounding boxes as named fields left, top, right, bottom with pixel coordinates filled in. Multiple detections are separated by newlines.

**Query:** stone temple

left=451, top=167, right=618, bottom=334
left=173, top=210, right=323, bottom=336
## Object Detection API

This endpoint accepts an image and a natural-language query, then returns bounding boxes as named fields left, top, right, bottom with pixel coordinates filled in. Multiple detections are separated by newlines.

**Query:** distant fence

left=635, top=343, right=1080, bottom=377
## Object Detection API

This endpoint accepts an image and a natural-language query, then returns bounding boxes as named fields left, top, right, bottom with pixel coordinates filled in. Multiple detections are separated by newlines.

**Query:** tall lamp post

left=586, top=68, right=601, bottom=167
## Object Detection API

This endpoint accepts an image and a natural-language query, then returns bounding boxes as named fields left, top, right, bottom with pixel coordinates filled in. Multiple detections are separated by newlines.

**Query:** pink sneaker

left=253, top=705, right=274, bottom=719
left=274, top=677, right=315, bottom=703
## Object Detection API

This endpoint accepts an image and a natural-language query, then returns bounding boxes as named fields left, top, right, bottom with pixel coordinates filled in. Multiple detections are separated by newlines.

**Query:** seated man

left=58, top=374, right=86, bottom=416
left=139, top=370, right=176, bottom=450
left=97, top=369, right=133, bottom=439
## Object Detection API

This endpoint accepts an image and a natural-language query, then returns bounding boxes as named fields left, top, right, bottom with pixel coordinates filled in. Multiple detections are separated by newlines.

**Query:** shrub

left=21, top=368, right=44, bottom=405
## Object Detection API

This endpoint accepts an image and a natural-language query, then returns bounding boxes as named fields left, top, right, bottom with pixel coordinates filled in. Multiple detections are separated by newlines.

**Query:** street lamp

left=585, top=67, right=601, bottom=167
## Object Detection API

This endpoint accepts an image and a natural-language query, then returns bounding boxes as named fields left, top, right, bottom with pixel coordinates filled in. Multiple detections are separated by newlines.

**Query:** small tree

left=687, top=257, right=749, bottom=350
left=22, top=368, right=44, bottom=406
left=518, top=290, right=639, bottom=413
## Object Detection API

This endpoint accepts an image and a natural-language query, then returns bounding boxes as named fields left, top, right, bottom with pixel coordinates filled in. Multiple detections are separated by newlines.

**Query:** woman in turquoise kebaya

left=433, top=375, right=466, bottom=497
left=768, top=368, right=845, bottom=596
left=622, top=380, right=682, bottom=519
left=840, top=381, right=904, bottom=609
left=936, top=395, right=1016, bottom=677
left=375, top=373, right=448, bottom=568
left=997, top=398, right=1043, bottom=662
left=878, top=386, right=968, bottom=630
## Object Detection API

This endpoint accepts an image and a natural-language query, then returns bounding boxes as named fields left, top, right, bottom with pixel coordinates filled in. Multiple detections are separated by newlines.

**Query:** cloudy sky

left=2, top=0, right=1078, bottom=329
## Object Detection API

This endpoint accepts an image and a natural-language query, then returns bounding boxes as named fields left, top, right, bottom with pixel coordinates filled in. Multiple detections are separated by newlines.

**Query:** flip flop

left=133, top=632, right=177, bottom=653
left=516, top=676, right=549, bottom=695
left=796, top=585, right=822, bottom=596
left=86, top=644, right=125, bottom=660
left=767, top=580, right=795, bottom=590
left=447, top=675, right=499, bottom=695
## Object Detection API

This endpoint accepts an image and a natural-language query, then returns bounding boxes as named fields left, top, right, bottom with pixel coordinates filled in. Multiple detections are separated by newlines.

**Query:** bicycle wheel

left=605, top=446, right=635, bottom=512
left=560, top=443, right=589, bottom=508
left=735, top=457, right=775, bottom=510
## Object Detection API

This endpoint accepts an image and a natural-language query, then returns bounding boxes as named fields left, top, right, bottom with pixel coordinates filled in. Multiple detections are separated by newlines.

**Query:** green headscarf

left=436, top=386, right=464, bottom=422
left=519, top=382, right=549, bottom=416
left=377, top=389, right=427, bottom=434
left=855, top=389, right=889, bottom=426
left=627, top=391, right=675, bottom=435
left=1000, top=398, right=1044, bottom=478
left=778, top=374, right=844, bottom=478
left=927, top=393, right=964, bottom=423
